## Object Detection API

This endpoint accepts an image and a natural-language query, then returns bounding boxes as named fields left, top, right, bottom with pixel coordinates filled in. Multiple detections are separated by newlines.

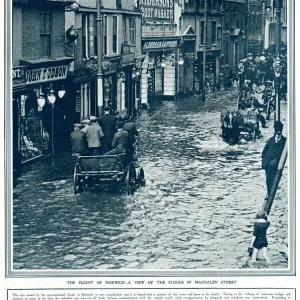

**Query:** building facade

left=66, top=0, right=142, bottom=120
left=140, top=0, right=183, bottom=103
left=12, top=0, right=75, bottom=172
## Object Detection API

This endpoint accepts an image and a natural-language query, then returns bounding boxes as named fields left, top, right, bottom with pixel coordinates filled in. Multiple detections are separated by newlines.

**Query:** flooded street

left=13, top=89, right=289, bottom=270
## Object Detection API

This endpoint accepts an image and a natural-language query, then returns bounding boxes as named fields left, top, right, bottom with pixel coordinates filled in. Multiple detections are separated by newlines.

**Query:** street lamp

left=47, top=84, right=56, bottom=165
left=161, top=54, right=166, bottom=68
left=37, top=86, right=46, bottom=109
left=58, top=86, right=66, bottom=99
left=273, top=55, right=282, bottom=122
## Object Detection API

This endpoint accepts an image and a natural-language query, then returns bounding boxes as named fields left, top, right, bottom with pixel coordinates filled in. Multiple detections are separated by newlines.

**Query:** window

left=212, top=21, right=217, bottom=44
left=122, top=15, right=127, bottom=42
left=40, top=13, right=51, bottom=57
left=112, top=16, right=118, bottom=53
left=129, top=17, right=136, bottom=45
left=200, top=21, right=204, bottom=44
left=103, top=16, right=107, bottom=55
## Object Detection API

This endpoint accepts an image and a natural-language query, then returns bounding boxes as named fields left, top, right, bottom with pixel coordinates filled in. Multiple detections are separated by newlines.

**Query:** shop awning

left=20, top=56, right=74, bottom=68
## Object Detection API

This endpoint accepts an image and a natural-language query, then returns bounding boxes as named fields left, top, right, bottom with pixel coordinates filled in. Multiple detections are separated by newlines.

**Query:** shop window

left=20, top=95, right=44, bottom=163
left=103, top=16, right=107, bottom=55
left=212, top=21, right=217, bottom=44
left=113, top=16, right=118, bottom=54
left=40, top=12, right=51, bottom=58
left=129, top=17, right=136, bottom=46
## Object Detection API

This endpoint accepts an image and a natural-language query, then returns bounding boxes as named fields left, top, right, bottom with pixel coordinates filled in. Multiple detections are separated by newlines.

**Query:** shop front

left=13, top=60, right=73, bottom=170
left=141, top=37, right=181, bottom=101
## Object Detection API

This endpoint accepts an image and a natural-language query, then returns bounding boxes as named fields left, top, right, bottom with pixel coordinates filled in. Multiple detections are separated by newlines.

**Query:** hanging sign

left=26, top=65, right=69, bottom=85
left=140, top=0, right=174, bottom=21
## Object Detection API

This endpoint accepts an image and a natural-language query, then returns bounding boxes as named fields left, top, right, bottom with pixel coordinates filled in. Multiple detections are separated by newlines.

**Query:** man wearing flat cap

left=262, top=120, right=286, bottom=197
left=86, top=116, right=104, bottom=155
left=70, top=123, right=88, bottom=156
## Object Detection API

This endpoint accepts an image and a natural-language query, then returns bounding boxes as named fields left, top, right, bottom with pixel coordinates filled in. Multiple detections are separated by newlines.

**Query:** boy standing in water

left=248, top=210, right=271, bottom=264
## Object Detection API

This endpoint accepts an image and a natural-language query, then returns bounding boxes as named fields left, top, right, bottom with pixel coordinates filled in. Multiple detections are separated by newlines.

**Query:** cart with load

left=73, top=149, right=145, bottom=195
left=221, top=109, right=260, bottom=144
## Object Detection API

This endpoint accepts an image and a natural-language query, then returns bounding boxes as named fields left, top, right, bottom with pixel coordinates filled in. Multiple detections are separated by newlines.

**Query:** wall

left=12, top=5, right=22, bottom=66
left=21, top=5, right=66, bottom=60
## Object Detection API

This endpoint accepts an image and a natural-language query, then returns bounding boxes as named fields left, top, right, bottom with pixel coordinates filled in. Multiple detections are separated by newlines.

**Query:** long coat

left=86, top=123, right=104, bottom=148
left=70, top=130, right=87, bottom=154
left=99, top=114, right=117, bottom=142
left=262, top=136, right=286, bottom=169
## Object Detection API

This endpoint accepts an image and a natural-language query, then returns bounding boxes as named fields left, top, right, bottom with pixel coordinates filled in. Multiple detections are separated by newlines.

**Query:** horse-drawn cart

left=221, top=109, right=260, bottom=144
left=73, top=153, right=145, bottom=195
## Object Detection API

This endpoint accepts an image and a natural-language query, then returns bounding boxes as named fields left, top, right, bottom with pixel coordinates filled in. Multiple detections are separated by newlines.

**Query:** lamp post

left=202, top=0, right=207, bottom=103
left=273, top=55, right=282, bottom=123
left=96, top=0, right=103, bottom=117
left=47, top=84, right=56, bottom=165
left=275, top=0, right=281, bottom=56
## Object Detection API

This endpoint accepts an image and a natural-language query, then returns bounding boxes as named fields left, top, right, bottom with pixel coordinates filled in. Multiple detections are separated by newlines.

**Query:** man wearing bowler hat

left=262, top=120, right=286, bottom=197
left=99, top=106, right=117, bottom=153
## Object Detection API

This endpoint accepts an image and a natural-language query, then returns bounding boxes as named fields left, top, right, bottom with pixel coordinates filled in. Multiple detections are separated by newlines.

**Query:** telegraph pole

left=275, top=0, right=281, bottom=56
left=202, top=0, right=207, bottom=103
left=96, top=0, right=103, bottom=117
left=261, top=0, right=266, bottom=53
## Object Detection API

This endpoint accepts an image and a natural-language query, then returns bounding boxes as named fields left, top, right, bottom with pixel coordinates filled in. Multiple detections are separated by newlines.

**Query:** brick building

left=12, top=0, right=74, bottom=171
left=65, top=0, right=142, bottom=120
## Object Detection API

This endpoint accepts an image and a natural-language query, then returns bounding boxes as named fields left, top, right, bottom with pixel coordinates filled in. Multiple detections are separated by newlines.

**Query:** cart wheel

left=139, top=167, right=146, bottom=187
left=73, top=165, right=80, bottom=195
left=126, top=164, right=136, bottom=195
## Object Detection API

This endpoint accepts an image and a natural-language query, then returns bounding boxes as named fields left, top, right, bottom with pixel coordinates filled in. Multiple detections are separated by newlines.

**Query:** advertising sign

left=12, top=66, right=26, bottom=85
left=26, top=65, right=69, bottom=85
left=142, top=39, right=179, bottom=51
left=140, top=0, right=174, bottom=21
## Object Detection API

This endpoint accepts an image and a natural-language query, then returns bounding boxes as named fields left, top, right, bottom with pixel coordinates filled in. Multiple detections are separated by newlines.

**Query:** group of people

left=70, top=107, right=138, bottom=160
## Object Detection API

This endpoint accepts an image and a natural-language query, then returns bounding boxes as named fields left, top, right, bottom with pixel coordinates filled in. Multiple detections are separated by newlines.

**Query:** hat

left=247, top=53, right=253, bottom=57
left=89, top=116, right=97, bottom=122
left=74, top=123, right=81, bottom=128
left=256, top=210, right=267, bottom=218
left=274, top=120, right=283, bottom=132
left=81, top=119, right=91, bottom=124
left=103, top=106, right=110, bottom=112
left=116, top=119, right=125, bottom=127
left=265, top=80, right=272, bottom=84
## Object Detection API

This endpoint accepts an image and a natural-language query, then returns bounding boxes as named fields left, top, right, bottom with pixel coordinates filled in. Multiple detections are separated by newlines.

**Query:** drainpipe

left=96, top=0, right=103, bottom=117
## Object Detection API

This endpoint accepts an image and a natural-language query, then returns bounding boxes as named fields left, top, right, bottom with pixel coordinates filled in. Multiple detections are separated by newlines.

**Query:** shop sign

left=75, top=95, right=81, bottom=113
left=13, top=66, right=26, bottom=85
left=26, top=65, right=69, bottom=85
left=122, top=53, right=135, bottom=66
left=140, top=0, right=174, bottom=21
left=103, top=56, right=121, bottom=75
left=142, top=40, right=178, bottom=51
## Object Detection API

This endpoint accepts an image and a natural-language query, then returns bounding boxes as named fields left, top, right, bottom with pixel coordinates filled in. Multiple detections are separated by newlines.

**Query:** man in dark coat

left=262, top=121, right=286, bottom=196
left=70, top=123, right=88, bottom=156
left=105, top=119, right=130, bottom=157
left=123, top=115, right=139, bottom=158
left=99, top=106, right=117, bottom=153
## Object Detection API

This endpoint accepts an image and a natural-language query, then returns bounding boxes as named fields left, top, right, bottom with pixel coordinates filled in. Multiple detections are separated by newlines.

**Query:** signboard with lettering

left=140, top=0, right=174, bottom=22
left=75, top=94, right=81, bottom=113
left=122, top=53, right=135, bottom=66
left=13, top=67, right=26, bottom=85
left=142, top=39, right=179, bottom=51
left=26, top=65, right=69, bottom=85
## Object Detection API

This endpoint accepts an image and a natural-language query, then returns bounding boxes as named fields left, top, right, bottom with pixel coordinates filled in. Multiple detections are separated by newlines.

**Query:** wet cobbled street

left=13, top=89, right=289, bottom=270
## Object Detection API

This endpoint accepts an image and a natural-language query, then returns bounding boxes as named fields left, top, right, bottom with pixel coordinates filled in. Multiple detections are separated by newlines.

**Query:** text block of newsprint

left=7, top=289, right=295, bottom=300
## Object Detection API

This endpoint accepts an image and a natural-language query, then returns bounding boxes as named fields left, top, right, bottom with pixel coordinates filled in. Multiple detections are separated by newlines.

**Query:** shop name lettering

left=140, top=0, right=173, bottom=20
left=143, top=40, right=177, bottom=50
left=26, top=65, right=68, bottom=84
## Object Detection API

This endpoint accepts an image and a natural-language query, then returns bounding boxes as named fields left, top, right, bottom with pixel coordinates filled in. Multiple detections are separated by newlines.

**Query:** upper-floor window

left=40, top=12, right=51, bottom=57
left=212, top=21, right=217, bottom=44
left=103, top=16, right=107, bottom=55
left=200, top=21, right=205, bottom=44
left=112, top=16, right=118, bottom=53
left=122, top=15, right=127, bottom=42
left=129, top=17, right=136, bottom=46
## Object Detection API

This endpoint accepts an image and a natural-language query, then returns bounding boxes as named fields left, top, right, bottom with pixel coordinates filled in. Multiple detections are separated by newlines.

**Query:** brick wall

left=12, top=6, right=22, bottom=66
left=21, top=5, right=66, bottom=60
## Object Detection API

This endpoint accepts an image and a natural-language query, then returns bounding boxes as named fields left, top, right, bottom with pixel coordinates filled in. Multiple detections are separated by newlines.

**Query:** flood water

left=13, top=90, right=289, bottom=270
